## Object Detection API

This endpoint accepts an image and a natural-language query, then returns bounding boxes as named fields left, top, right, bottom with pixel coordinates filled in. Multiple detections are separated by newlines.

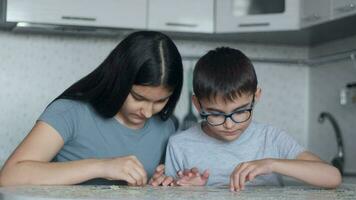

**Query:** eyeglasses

left=199, top=96, right=255, bottom=126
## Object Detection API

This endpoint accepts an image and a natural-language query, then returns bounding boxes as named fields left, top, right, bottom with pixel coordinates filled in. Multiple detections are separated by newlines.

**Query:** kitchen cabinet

left=6, top=0, right=147, bottom=29
left=215, top=0, right=300, bottom=33
left=300, top=0, right=331, bottom=28
left=148, top=0, right=214, bottom=33
left=331, top=0, right=356, bottom=20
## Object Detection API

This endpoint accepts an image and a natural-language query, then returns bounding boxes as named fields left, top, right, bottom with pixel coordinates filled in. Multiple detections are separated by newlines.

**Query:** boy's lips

left=221, top=130, right=240, bottom=136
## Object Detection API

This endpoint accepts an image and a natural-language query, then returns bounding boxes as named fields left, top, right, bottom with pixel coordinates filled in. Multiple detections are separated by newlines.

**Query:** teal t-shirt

left=38, top=99, right=175, bottom=184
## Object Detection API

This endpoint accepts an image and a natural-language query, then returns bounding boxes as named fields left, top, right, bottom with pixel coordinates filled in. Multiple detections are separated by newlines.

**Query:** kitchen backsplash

left=0, top=30, right=311, bottom=168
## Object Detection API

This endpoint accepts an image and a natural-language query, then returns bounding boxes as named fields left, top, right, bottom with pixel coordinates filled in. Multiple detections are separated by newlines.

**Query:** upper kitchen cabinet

left=331, top=0, right=356, bottom=20
left=300, top=0, right=331, bottom=28
left=215, top=0, right=300, bottom=33
left=148, top=0, right=214, bottom=33
left=6, top=0, right=147, bottom=29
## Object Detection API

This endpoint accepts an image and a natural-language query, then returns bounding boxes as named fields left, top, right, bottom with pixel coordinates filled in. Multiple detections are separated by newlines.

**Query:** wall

left=308, top=35, right=356, bottom=174
left=0, top=31, right=309, bottom=165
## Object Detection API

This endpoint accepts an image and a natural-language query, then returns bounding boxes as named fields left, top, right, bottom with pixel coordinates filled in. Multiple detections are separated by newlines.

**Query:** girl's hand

left=230, top=159, right=274, bottom=192
left=175, top=167, right=209, bottom=186
left=102, top=155, right=147, bottom=186
left=148, top=164, right=175, bottom=186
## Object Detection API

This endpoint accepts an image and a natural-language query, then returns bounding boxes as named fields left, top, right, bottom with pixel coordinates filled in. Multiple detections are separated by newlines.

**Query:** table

left=1, top=184, right=356, bottom=200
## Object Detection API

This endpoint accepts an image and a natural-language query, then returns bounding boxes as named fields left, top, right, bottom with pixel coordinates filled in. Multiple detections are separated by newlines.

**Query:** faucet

left=318, top=112, right=345, bottom=175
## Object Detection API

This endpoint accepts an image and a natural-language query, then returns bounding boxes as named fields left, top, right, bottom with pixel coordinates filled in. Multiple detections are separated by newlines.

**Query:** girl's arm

left=0, top=121, right=147, bottom=186
left=229, top=151, right=342, bottom=191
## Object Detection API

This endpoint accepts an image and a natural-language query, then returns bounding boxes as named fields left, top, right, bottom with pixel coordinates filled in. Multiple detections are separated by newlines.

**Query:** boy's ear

left=192, top=95, right=201, bottom=112
left=254, top=87, right=262, bottom=102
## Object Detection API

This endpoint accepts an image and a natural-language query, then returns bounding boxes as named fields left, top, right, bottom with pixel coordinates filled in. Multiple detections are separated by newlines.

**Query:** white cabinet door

left=7, top=0, right=147, bottom=29
left=300, top=0, right=331, bottom=28
left=216, top=0, right=300, bottom=33
left=332, top=0, right=356, bottom=20
left=148, top=0, right=214, bottom=33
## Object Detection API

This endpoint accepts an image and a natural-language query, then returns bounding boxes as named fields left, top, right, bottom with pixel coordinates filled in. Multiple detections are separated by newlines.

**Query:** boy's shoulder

left=246, top=121, right=287, bottom=139
left=169, top=124, right=202, bottom=144
left=251, top=121, right=282, bottom=133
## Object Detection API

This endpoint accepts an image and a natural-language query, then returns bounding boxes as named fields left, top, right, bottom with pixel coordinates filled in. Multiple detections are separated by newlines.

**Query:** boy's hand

left=230, top=159, right=274, bottom=192
left=148, top=164, right=174, bottom=186
left=175, top=167, right=209, bottom=186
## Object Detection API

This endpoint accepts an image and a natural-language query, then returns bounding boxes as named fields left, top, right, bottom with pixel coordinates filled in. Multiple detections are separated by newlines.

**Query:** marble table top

left=0, top=184, right=356, bottom=200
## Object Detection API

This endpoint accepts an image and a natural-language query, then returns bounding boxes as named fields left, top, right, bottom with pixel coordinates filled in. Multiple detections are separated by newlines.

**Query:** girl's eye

left=156, top=99, right=168, bottom=103
left=132, top=95, right=144, bottom=102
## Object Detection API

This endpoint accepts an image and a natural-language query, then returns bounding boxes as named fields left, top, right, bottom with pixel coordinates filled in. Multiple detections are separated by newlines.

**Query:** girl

left=0, top=31, right=183, bottom=186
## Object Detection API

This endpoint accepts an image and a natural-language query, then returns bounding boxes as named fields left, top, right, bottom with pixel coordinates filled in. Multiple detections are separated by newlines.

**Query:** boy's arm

left=229, top=151, right=341, bottom=191
left=271, top=151, right=342, bottom=188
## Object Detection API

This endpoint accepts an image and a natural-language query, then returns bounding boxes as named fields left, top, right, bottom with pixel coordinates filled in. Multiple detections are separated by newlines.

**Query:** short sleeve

left=273, top=130, right=306, bottom=159
left=38, top=99, right=78, bottom=143
left=164, top=138, right=183, bottom=178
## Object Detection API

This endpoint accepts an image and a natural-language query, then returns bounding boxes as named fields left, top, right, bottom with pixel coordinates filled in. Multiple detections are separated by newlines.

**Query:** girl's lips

left=133, top=114, right=146, bottom=120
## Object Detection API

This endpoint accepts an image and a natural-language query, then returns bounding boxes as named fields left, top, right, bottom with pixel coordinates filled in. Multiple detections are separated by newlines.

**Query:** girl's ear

left=255, top=87, right=262, bottom=102
left=192, top=95, right=201, bottom=112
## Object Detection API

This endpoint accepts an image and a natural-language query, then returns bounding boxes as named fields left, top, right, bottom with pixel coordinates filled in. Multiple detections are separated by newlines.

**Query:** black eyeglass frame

left=198, top=95, right=255, bottom=126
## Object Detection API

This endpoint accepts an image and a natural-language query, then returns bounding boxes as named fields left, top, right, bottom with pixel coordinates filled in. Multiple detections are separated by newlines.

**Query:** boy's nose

left=223, top=117, right=235, bottom=129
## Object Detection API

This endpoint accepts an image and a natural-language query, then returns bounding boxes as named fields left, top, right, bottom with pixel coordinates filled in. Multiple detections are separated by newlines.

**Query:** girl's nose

left=141, top=103, right=153, bottom=118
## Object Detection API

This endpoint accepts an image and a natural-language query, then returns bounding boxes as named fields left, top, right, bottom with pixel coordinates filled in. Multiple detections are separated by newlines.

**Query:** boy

left=165, top=47, right=341, bottom=191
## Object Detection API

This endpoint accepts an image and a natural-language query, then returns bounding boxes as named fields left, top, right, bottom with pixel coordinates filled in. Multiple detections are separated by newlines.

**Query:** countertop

left=1, top=182, right=356, bottom=200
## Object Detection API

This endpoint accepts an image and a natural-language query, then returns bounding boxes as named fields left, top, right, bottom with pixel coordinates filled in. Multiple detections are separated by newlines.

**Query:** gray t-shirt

left=39, top=99, right=175, bottom=184
left=165, top=121, right=305, bottom=186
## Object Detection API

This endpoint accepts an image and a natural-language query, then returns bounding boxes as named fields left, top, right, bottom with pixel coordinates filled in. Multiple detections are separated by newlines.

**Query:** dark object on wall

left=181, top=91, right=197, bottom=131
left=318, top=112, right=345, bottom=175
left=181, top=63, right=198, bottom=131
left=170, top=115, right=180, bottom=131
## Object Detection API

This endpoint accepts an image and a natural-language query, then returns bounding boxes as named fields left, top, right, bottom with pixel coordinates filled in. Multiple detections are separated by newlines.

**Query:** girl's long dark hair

left=56, top=31, right=183, bottom=120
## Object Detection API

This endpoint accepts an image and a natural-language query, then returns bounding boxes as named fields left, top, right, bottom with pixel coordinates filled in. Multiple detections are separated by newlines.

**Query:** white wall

left=0, top=31, right=309, bottom=165
left=308, top=35, right=356, bottom=174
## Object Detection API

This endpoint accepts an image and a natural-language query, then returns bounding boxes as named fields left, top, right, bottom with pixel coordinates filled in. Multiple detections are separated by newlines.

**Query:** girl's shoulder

left=46, top=99, right=89, bottom=114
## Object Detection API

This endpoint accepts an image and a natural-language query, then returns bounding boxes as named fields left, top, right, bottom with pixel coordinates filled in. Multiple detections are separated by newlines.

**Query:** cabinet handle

left=238, top=22, right=270, bottom=27
left=165, top=22, right=198, bottom=28
left=61, top=16, right=97, bottom=22
left=334, top=3, right=356, bottom=13
left=302, top=14, right=321, bottom=22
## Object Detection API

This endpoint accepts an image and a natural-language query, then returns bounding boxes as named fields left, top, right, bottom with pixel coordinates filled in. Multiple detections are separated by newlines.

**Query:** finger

left=125, top=173, right=137, bottom=186
left=183, top=169, right=191, bottom=177
left=151, top=169, right=164, bottom=180
left=128, top=157, right=147, bottom=185
left=230, top=174, right=235, bottom=192
left=176, top=178, right=191, bottom=186
left=131, top=156, right=146, bottom=170
left=162, top=176, right=174, bottom=186
left=202, top=169, right=210, bottom=180
left=247, top=170, right=257, bottom=182
left=129, top=169, right=143, bottom=186
left=151, top=174, right=166, bottom=186
left=155, top=164, right=165, bottom=173
left=177, top=170, right=184, bottom=178
left=135, top=165, right=148, bottom=185
left=233, top=163, right=248, bottom=191
left=191, top=167, right=200, bottom=176
left=239, top=167, right=252, bottom=190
